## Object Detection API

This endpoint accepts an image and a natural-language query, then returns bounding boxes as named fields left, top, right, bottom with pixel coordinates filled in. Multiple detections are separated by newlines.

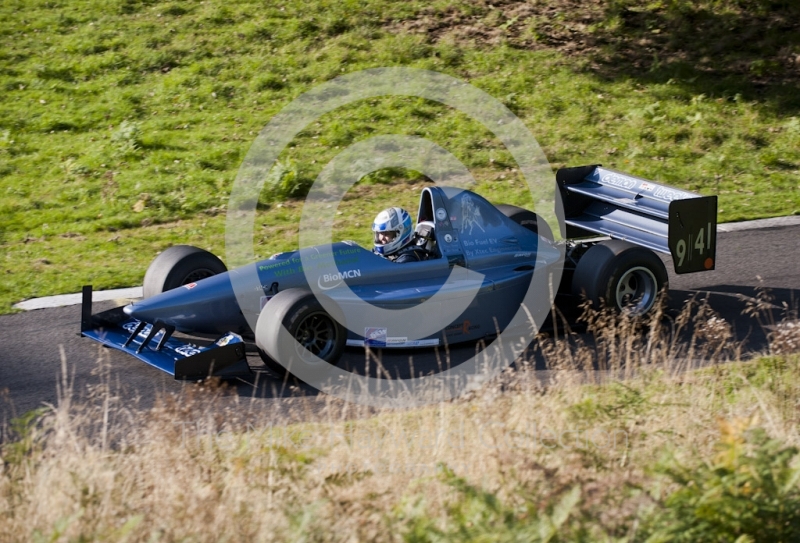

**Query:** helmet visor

left=374, top=230, right=398, bottom=245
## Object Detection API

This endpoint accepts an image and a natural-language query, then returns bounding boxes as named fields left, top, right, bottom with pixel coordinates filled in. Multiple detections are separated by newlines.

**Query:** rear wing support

left=556, top=165, right=717, bottom=274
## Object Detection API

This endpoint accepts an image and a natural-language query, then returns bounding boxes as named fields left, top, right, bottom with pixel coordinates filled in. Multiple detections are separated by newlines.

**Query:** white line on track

left=11, top=215, right=800, bottom=311
left=716, top=215, right=800, bottom=232
left=13, top=287, right=143, bottom=311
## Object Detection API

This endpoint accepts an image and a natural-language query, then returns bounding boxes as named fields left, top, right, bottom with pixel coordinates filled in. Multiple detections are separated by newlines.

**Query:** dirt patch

left=385, top=0, right=800, bottom=92
left=387, top=0, right=601, bottom=54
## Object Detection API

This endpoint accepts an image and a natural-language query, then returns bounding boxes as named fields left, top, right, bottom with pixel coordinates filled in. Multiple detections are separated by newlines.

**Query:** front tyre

left=256, top=288, right=346, bottom=378
left=142, top=245, right=227, bottom=298
left=572, top=240, right=668, bottom=316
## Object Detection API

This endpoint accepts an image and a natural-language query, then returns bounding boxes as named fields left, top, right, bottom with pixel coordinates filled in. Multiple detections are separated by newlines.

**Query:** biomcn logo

left=317, top=269, right=362, bottom=290
left=322, top=269, right=361, bottom=282
left=226, top=67, right=565, bottom=408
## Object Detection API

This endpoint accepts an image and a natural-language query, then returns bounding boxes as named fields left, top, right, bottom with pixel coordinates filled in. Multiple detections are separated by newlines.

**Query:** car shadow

left=230, top=283, right=798, bottom=400
left=667, top=284, right=798, bottom=351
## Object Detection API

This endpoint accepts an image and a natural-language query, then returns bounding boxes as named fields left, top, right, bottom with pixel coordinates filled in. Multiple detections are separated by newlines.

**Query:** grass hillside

left=1, top=0, right=799, bottom=310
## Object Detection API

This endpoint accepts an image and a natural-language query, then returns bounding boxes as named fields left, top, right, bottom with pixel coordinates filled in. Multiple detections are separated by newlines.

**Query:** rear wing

left=556, top=165, right=717, bottom=274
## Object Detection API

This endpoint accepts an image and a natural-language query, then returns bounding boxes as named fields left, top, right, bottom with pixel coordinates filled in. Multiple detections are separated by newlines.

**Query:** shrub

left=643, top=418, right=800, bottom=543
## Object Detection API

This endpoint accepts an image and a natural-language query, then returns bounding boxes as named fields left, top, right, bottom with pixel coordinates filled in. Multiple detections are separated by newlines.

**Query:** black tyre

left=142, top=245, right=227, bottom=298
left=255, top=288, right=346, bottom=378
left=496, top=204, right=554, bottom=241
left=572, top=240, right=668, bottom=316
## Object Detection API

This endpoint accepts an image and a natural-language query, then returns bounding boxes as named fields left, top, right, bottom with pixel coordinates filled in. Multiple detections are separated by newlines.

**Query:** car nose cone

left=123, top=271, right=249, bottom=335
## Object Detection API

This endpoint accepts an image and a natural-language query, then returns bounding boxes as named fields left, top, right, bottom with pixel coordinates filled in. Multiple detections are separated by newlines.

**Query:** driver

left=372, top=207, right=430, bottom=263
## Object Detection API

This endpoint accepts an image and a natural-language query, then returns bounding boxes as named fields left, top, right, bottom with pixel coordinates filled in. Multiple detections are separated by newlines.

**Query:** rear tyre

left=143, top=245, right=227, bottom=298
left=256, top=288, right=346, bottom=378
left=572, top=240, right=668, bottom=316
left=496, top=204, right=554, bottom=241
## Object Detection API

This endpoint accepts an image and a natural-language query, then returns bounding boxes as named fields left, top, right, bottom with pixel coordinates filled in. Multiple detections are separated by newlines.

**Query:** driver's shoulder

left=396, top=245, right=430, bottom=263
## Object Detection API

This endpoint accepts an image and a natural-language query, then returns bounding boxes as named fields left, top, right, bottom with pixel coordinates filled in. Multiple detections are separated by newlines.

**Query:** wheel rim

left=293, top=311, right=338, bottom=362
left=615, top=266, right=658, bottom=315
left=180, top=268, right=218, bottom=284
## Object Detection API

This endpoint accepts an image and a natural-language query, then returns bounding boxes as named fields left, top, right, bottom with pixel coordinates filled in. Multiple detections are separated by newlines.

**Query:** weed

left=264, top=157, right=303, bottom=200
left=110, top=120, right=142, bottom=155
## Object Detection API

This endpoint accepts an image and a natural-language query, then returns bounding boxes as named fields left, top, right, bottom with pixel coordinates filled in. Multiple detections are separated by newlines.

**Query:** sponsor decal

left=461, top=237, right=497, bottom=246
left=216, top=334, right=233, bottom=347
left=259, top=259, right=293, bottom=271
left=392, top=338, right=439, bottom=347
left=184, top=282, right=197, bottom=290
left=435, top=207, right=447, bottom=221
left=260, top=259, right=362, bottom=279
left=462, top=237, right=500, bottom=257
left=639, top=182, right=654, bottom=192
left=122, top=320, right=142, bottom=334
left=444, top=234, right=453, bottom=243
left=365, top=327, right=387, bottom=347
left=347, top=338, right=440, bottom=348
left=258, top=247, right=361, bottom=271
left=121, top=320, right=161, bottom=341
left=599, top=172, right=637, bottom=190
left=653, top=186, right=694, bottom=201
left=215, top=333, right=241, bottom=347
left=514, top=252, right=533, bottom=258
left=460, top=195, right=485, bottom=234
left=175, top=344, right=202, bottom=357
left=317, top=268, right=362, bottom=290
left=445, top=319, right=480, bottom=336
left=322, top=269, right=361, bottom=282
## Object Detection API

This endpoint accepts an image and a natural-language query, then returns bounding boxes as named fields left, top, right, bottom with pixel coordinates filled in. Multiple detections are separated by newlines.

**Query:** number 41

left=695, top=221, right=712, bottom=253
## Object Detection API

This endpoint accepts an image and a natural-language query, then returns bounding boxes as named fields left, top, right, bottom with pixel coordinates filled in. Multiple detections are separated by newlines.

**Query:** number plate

left=668, top=196, right=718, bottom=274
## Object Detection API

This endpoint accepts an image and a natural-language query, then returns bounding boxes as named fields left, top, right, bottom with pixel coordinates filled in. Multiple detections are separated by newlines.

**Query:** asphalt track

left=1, top=222, right=798, bottom=420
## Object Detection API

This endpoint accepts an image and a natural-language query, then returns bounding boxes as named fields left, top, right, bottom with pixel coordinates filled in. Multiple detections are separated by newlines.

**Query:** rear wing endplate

left=556, top=165, right=717, bottom=274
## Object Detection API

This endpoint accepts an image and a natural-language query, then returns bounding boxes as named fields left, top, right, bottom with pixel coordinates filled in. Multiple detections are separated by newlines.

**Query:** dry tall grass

left=1, top=296, right=799, bottom=542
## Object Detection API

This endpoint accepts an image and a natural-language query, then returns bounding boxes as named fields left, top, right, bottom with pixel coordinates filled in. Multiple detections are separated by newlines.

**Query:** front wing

left=80, top=286, right=252, bottom=380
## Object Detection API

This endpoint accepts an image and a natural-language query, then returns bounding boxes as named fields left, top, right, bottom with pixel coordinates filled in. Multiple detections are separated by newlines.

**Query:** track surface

left=1, top=224, right=798, bottom=418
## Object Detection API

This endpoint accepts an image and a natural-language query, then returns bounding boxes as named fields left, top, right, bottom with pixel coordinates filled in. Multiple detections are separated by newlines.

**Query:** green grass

left=1, top=0, right=799, bottom=312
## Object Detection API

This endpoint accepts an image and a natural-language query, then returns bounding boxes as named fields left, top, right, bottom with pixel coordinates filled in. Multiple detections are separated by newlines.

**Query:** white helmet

left=372, top=207, right=413, bottom=256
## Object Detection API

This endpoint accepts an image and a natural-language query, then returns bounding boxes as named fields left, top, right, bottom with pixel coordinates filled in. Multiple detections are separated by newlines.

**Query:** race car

left=80, top=164, right=717, bottom=380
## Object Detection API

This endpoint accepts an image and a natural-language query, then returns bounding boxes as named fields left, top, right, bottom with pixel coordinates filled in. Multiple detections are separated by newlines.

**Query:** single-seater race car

left=81, top=164, right=717, bottom=380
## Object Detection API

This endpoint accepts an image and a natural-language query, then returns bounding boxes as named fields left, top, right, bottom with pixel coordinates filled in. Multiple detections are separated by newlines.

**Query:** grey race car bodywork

left=80, top=165, right=718, bottom=380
